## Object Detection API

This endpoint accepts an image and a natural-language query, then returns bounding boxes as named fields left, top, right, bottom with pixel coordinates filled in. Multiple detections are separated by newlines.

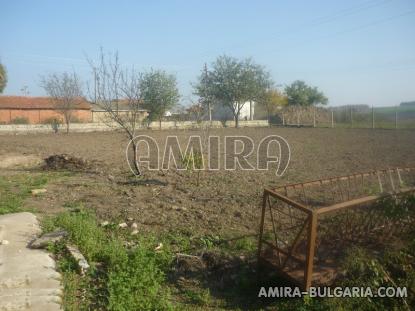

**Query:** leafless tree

left=87, top=49, right=145, bottom=176
left=186, top=99, right=206, bottom=123
left=40, top=72, right=83, bottom=133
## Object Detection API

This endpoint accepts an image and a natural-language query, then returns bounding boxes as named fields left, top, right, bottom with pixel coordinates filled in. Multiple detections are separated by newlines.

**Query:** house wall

left=91, top=110, right=148, bottom=123
left=212, top=101, right=255, bottom=121
left=0, top=109, right=91, bottom=124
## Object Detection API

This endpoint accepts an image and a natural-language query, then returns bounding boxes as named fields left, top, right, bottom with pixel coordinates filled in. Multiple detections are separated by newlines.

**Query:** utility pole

left=94, top=71, right=97, bottom=104
left=395, top=105, right=398, bottom=129
left=204, top=63, right=212, bottom=122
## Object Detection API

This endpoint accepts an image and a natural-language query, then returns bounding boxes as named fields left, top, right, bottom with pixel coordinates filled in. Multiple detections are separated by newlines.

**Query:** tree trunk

left=132, top=140, right=141, bottom=176
left=234, top=103, right=240, bottom=128
left=159, top=118, right=162, bottom=130
left=249, top=100, right=253, bottom=120
left=65, top=118, right=70, bottom=134
left=235, top=117, right=239, bottom=128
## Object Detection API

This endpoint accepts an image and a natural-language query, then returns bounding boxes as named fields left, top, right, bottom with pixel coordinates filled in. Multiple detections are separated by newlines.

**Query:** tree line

left=0, top=52, right=328, bottom=128
left=0, top=52, right=327, bottom=175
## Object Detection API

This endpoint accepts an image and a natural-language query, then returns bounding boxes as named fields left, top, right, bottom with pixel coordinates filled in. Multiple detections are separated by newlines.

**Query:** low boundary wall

left=0, top=120, right=269, bottom=135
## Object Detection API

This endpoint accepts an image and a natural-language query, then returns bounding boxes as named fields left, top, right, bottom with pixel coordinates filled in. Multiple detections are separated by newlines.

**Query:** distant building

left=90, top=100, right=148, bottom=123
left=212, top=101, right=255, bottom=121
left=0, top=96, right=91, bottom=124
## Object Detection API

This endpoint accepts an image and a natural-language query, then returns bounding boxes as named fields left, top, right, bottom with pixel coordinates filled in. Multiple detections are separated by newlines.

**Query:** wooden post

left=331, top=109, right=334, bottom=128
left=304, top=211, right=317, bottom=290
left=313, top=107, right=316, bottom=128
left=257, top=191, right=268, bottom=265
left=372, top=105, right=375, bottom=129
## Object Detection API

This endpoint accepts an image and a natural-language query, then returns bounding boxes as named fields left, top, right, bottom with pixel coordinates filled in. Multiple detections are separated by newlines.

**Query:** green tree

left=257, top=89, right=288, bottom=124
left=285, top=80, right=328, bottom=106
left=195, top=55, right=272, bottom=128
left=140, top=70, right=180, bottom=129
left=0, top=63, right=7, bottom=93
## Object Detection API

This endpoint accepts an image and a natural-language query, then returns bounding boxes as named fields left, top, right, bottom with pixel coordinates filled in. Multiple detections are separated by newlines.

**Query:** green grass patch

left=43, top=208, right=175, bottom=310
left=0, top=171, right=73, bottom=215
left=0, top=173, right=49, bottom=215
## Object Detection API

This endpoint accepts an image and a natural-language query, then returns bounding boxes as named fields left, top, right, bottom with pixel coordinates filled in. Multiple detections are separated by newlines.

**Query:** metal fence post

left=372, top=105, right=375, bottom=129
left=304, top=211, right=317, bottom=290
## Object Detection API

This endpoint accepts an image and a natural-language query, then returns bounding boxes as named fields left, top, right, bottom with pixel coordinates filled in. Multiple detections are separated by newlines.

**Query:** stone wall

left=0, top=120, right=269, bottom=135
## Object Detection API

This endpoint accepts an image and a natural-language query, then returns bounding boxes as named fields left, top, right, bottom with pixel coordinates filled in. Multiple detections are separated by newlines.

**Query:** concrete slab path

left=0, top=212, right=62, bottom=310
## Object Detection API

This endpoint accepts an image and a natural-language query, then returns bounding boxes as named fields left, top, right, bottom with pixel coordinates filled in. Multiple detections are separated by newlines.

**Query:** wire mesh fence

left=275, top=105, right=415, bottom=129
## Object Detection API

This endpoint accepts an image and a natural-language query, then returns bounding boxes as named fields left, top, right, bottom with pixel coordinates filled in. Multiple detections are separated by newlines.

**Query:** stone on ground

left=0, top=212, right=62, bottom=310
left=29, top=230, right=68, bottom=249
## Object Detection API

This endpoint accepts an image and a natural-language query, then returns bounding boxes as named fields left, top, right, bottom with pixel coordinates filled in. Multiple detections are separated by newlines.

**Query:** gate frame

left=257, top=168, right=415, bottom=290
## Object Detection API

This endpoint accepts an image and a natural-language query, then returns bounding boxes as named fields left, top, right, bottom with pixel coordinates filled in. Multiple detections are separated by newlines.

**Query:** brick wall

left=0, top=109, right=91, bottom=124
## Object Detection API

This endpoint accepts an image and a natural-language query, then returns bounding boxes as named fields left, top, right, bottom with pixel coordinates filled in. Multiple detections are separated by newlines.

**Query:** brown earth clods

left=43, top=154, right=93, bottom=171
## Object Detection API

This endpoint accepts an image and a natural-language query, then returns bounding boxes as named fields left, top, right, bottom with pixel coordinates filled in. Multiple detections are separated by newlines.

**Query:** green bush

left=10, top=116, right=29, bottom=124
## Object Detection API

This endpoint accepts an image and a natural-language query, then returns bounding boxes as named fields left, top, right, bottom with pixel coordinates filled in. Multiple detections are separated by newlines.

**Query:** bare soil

left=1, top=127, right=414, bottom=237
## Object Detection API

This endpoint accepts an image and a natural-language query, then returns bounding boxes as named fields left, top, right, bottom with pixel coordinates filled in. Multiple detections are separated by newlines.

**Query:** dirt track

left=1, top=127, right=414, bottom=236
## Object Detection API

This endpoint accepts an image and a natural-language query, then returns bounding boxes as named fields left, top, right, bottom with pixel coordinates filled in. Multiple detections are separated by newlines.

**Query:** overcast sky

left=1, top=0, right=414, bottom=106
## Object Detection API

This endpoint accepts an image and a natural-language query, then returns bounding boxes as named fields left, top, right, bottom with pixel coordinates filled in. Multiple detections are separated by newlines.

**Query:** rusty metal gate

left=257, top=168, right=415, bottom=290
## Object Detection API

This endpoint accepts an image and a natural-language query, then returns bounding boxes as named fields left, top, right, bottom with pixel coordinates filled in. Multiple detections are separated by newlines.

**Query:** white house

left=212, top=101, right=255, bottom=121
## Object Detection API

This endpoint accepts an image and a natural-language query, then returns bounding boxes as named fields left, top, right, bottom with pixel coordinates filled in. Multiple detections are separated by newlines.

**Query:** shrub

left=42, top=117, right=62, bottom=133
left=181, top=151, right=204, bottom=186
left=10, top=116, right=29, bottom=124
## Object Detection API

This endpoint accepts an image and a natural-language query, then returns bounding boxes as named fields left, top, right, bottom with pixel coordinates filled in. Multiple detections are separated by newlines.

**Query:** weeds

left=181, top=151, right=204, bottom=186
left=43, top=208, right=174, bottom=310
left=0, top=173, right=49, bottom=214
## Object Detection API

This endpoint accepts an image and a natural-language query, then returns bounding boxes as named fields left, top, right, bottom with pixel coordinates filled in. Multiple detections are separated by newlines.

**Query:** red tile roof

left=0, top=96, right=91, bottom=110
